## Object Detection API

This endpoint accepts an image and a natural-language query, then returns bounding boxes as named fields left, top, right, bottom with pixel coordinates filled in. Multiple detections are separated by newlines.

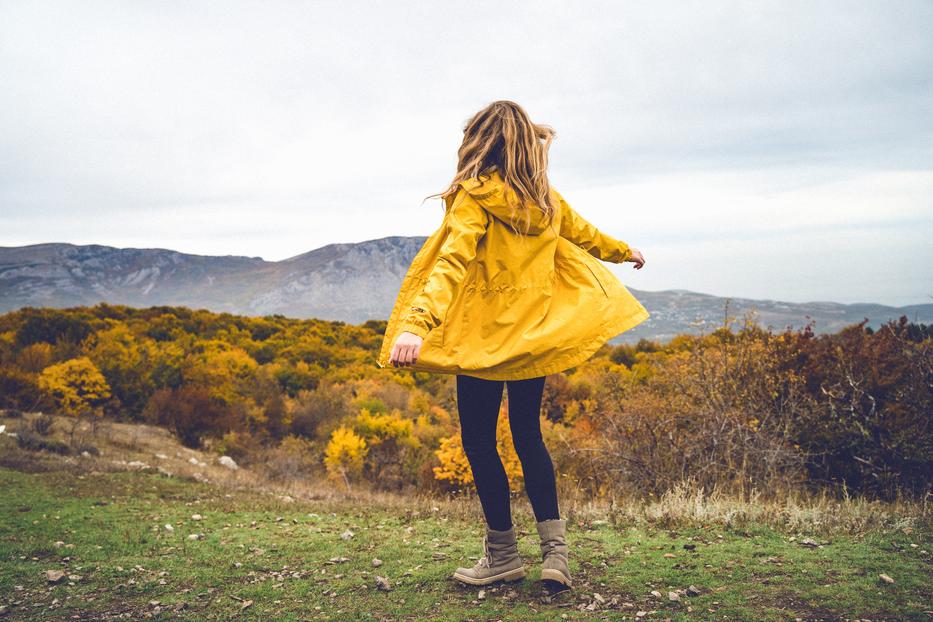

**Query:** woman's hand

left=627, top=248, right=646, bottom=270
left=390, top=331, right=424, bottom=367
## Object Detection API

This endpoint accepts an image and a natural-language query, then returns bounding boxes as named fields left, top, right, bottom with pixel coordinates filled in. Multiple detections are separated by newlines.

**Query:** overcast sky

left=1, top=1, right=931, bottom=306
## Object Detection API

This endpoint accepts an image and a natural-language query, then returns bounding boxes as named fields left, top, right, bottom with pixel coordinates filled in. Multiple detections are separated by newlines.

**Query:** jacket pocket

left=439, top=285, right=472, bottom=350
left=584, top=261, right=609, bottom=298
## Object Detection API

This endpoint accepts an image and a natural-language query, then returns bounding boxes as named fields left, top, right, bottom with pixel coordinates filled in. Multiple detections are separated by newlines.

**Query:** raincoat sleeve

left=556, top=191, right=633, bottom=263
left=397, top=188, right=489, bottom=339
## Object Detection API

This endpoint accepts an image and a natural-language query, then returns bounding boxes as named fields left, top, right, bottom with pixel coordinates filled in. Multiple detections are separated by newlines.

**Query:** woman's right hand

left=628, top=248, right=645, bottom=269
left=390, top=331, right=424, bottom=367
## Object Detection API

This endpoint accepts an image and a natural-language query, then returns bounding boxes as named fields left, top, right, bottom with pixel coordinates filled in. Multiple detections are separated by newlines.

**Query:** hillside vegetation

left=1, top=303, right=930, bottom=503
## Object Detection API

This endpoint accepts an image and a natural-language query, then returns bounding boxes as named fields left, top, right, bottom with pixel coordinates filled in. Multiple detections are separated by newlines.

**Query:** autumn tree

left=38, top=357, right=111, bottom=441
left=324, top=426, right=368, bottom=491
left=83, top=321, right=155, bottom=419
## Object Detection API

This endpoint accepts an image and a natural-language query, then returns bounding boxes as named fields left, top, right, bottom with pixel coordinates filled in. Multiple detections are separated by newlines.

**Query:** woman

left=376, top=100, right=649, bottom=590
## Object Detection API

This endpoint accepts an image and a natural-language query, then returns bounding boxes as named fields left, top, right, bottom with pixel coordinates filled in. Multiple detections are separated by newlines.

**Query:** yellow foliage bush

left=352, top=408, right=418, bottom=448
left=38, top=357, right=110, bottom=418
left=324, top=426, right=368, bottom=484
left=433, top=409, right=523, bottom=490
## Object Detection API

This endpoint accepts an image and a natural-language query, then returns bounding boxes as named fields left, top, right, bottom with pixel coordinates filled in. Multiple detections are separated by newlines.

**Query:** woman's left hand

left=628, top=248, right=646, bottom=270
left=390, top=331, right=424, bottom=367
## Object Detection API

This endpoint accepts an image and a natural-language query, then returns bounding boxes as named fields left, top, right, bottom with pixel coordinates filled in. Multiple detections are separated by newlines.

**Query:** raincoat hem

left=374, top=305, right=650, bottom=381
left=455, top=306, right=650, bottom=380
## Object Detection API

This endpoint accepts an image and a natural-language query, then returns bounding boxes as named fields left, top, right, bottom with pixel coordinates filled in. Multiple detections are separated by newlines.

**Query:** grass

left=0, top=413, right=931, bottom=620
left=1, top=467, right=931, bottom=621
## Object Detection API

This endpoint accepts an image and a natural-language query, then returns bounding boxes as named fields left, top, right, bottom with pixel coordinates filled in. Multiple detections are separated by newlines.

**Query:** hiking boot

left=536, top=518, right=572, bottom=588
left=452, top=524, right=526, bottom=586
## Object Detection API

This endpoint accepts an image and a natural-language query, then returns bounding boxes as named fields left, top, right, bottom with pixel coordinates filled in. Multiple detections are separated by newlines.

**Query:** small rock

left=374, top=575, right=392, bottom=591
left=372, top=558, right=383, bottom=567
left=218, top=455, right=238, bottom=470
left=68, top=574, right=82, bottom=582
left=477, top=589, right=486, bottom=600
left=663, top=553, right=676, bottom=558
left=668, top=591, right=681, bottom=601
left=164, top=524, right=174, bottom=532
left=879, top=573, right=894, bottom=584
left=341, top=529, right=354, bottom=540
left=593, top=593, right=606, bottom=604
left=191, top=514, right=203, bottom=521
left=636, top=612, right=647, bottom=618
left=46, top=570, right=66, bottom=583
left=686, top=585, right=701, bottom=596
left=800, top=538, right=819, bottom=548
left=650, top=590, right=662, bottom=598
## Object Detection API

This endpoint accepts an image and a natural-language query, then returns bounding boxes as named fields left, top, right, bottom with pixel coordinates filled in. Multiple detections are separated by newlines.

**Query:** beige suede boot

left=452, top=524, right=526, bottom=586
left=536, top=518, right=572, bottom=589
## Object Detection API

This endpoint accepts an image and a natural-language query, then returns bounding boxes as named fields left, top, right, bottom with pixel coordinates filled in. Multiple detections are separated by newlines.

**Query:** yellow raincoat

left=376, top=167, right=650, bottom=380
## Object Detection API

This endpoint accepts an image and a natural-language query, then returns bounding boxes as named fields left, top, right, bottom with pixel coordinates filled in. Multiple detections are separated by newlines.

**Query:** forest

left=1, top=303, right=929, bottom=502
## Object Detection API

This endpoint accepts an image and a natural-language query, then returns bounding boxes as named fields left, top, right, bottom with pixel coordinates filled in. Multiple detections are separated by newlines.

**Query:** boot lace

left=477, top=536, right=491, bottom=568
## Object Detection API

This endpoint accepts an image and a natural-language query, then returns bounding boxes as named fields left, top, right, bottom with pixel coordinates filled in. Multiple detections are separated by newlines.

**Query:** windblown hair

left=427, top=100, right=557, bottom=236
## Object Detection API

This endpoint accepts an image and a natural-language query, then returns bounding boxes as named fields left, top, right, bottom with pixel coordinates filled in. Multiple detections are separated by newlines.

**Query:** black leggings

left=456, top=374, right=560, bottom=530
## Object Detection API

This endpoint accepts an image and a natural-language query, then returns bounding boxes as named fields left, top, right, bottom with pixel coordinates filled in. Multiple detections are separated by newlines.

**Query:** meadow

left=0, top=413, right=930, bottom=621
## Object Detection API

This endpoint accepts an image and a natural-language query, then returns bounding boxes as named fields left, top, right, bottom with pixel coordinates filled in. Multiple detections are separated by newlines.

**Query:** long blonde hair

left=427, top=100, right=557, bottom=236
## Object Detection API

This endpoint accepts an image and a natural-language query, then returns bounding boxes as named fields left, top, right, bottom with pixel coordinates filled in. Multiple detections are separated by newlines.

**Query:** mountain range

left=1, top=239, right=929, bottom=343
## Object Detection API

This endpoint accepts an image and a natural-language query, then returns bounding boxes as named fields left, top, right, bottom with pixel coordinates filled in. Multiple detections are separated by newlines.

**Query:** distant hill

left=1, top=239, right=929, bottom=343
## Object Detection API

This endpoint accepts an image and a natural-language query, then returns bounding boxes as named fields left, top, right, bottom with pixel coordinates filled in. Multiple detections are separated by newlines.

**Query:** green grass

left=0, top=467, right=930, bottom=621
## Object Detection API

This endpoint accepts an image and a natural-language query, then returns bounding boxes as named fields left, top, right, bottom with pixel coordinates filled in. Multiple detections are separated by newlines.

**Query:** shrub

left=260, top=435, right=320, bottom=481
left=289, top=381, right=350, bottom=439
left=17, top=430, right=70, bottom=454
left=566, top=317, right=809, bottom=499
left=791, top=317, right=932, bottom=499
left=324, top=427, right=367, bottom=489
left=0, top=367, right=41, bottom=411
left=143, top=385, right=234, bottom=448
left=30, top=414, right=55, bottom=436
left=214, top=430, right=262, bottom=464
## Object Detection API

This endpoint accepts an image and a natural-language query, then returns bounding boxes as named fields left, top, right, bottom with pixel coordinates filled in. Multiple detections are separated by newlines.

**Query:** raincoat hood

left=456, top=167, right=551, bottom=235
